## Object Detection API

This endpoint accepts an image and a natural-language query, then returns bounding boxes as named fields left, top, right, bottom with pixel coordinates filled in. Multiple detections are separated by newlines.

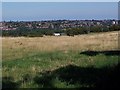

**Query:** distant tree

left=66, top=28, right=74, bottom=36
left=109, top=25, right=120, bottom=31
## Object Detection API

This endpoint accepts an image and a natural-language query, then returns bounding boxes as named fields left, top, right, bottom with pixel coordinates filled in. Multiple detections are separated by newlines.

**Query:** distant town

left=0, top=19, right=119, bottom=37
left=0, top=19, right=119, bottom=31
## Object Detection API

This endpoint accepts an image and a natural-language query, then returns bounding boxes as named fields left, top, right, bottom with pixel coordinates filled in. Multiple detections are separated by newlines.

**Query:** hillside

left=2, top=31, right=119, bottom=88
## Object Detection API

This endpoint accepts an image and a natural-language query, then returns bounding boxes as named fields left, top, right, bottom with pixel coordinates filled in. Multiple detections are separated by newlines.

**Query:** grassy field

left=2, top=31, right=120, bottom=88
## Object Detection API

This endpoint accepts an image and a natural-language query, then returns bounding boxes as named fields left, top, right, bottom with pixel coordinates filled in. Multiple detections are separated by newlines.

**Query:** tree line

left=1, top=25, right=120, bottom=37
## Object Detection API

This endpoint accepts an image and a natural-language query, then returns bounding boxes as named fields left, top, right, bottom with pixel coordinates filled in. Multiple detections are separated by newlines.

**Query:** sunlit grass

left=2, top=31, right=119, bottom=88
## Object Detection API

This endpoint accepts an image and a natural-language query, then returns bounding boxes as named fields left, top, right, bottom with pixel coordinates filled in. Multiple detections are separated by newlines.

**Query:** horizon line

left=1, top=19, right=119, bottom=22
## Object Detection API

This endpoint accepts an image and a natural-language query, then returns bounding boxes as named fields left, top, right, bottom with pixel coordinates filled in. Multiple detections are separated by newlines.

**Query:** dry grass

left=2, top=31, right=119, bottom=61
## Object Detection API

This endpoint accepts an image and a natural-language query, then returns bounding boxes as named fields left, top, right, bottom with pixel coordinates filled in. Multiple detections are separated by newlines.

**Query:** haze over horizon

left=2, top=2, right=118, bottom=21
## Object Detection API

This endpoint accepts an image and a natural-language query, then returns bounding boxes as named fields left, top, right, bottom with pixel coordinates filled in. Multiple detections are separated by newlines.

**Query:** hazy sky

left=2, top=0, right=119, bottom=2
left=2, top=2, right=118, bottom=21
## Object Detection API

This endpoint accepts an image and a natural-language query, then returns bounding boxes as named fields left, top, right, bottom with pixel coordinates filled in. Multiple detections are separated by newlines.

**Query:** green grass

left=2, top=50, right=119, bottom=88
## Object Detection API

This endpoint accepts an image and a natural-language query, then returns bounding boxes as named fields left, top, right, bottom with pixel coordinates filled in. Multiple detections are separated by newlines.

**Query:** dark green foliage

left=65, top=25, right=120, bottom=36
left=109, top=25, right=120, bottom=31
left=65, top=27, right=88, bottom=36
left=1, top=24, right=120, bottom=37
left=66, top=29, right=75, bottom=36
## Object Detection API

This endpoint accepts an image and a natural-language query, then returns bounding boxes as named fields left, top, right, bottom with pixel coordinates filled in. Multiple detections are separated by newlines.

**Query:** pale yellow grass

left=2, top=31, right=119, bottom=60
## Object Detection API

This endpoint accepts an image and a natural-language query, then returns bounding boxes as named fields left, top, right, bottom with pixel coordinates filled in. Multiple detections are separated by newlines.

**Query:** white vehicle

left=54, top=33, right=61, bottom=36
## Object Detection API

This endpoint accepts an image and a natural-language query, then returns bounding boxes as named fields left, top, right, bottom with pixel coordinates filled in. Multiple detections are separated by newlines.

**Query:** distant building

left=112, top=21, right=118, bottom=25
left=112, top=21, right=116, bottom=25
left=97, top=22, right=100, bottom=25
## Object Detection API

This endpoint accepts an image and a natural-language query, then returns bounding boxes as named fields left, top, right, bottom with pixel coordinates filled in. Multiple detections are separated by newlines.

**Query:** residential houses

left=0, top=20, right=119, bottom=31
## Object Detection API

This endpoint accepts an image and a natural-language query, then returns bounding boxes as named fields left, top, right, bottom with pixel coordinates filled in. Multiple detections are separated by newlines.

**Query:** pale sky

left=1, top=0, right=120, bottom=2
left=2, top=2, right=118, bottom=21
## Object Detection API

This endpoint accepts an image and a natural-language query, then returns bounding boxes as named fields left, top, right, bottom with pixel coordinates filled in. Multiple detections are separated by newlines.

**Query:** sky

left=2, top=2, right=118, bottom=21
left=1, top=0, right=120, bottom=2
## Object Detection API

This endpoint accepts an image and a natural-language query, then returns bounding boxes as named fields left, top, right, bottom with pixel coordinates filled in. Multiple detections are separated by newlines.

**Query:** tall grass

left=2, top=31, right=118, bottom=61
left=2, top=31, right=119, bottom=88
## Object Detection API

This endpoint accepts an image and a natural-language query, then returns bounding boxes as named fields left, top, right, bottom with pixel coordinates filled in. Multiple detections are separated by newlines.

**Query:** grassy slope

left=2, top=31, right=118, bottom=61
left=2, top=31, right=119, bottom=88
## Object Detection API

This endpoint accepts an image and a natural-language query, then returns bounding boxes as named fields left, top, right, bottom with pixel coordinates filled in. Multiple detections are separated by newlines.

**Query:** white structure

left=112, top=21, right=118, bottom=25
left=54, top=33, right=61, bottom=36
left=112, top=21, right=116, bottom=25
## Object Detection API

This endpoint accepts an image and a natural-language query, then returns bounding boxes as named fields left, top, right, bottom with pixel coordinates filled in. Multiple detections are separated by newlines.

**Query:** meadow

left=2, top=31, right=119, bottom=88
